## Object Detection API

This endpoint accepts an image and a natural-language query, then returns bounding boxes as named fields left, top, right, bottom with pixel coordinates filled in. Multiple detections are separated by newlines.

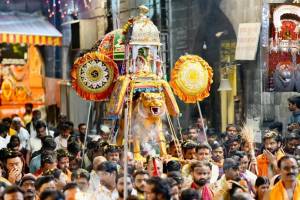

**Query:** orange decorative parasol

left=71, top=52, right=119, bottom=101
left=170, top=55, right=213, bottom=103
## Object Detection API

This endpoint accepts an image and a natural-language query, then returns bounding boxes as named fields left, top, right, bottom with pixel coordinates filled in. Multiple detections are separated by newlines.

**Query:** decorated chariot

left=71, top=5, right=213, bottom=160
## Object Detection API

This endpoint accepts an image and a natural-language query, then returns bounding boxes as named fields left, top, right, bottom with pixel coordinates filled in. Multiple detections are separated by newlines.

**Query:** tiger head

left=139, top=92, right=165, bottom=117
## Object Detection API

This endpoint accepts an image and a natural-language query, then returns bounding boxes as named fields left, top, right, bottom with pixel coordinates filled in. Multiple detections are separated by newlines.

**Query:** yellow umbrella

left=170, top=55, right=213, bottom=103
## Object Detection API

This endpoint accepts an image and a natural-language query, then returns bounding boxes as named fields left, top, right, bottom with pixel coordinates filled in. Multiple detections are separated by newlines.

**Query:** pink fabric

left=201, top=185, right=213, bottom=200
left=190, top=183, right=213, bottom=200
left=152, top=158, right=159, bottom=177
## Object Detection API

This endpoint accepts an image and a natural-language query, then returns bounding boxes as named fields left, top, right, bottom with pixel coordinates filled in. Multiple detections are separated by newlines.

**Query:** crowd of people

left=0, top=96, right=299, bottom=200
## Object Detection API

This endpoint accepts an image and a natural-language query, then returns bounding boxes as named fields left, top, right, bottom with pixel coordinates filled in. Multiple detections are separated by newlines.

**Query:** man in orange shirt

left=264, top=156, right=300, bottom=200
left=256, top=130, right=285, bottom=179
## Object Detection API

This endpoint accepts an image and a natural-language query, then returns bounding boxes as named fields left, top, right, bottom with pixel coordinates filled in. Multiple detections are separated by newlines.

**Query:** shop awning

left=0, top=12, right=62, bottom=46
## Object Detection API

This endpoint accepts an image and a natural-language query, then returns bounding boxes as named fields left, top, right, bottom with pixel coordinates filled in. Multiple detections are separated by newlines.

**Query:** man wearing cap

left=10, top=117, right=30, bottom=149
left=256, top=130, right=285, bottom=179
left=89, top=156, right=107, bottom=192
left=213, top=158, right=247, bottom=199
left=19, top=174, right=36, bottom=200
left=100, top=125, right=110, bottom=142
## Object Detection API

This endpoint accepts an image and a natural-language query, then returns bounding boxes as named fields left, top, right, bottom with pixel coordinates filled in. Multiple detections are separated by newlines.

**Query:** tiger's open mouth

left=150, top=107, right=160, bottom=115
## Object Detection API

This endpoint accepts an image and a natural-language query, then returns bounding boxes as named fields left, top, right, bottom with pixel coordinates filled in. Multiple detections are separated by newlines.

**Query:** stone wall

left=220, top=0, right=263, bottom=35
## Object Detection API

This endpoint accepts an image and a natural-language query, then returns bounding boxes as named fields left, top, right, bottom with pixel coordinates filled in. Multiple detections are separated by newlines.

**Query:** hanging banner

left=235, top=23, right=261, bottom=60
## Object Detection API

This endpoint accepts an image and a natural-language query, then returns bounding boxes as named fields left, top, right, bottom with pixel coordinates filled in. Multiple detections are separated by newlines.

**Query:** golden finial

left=138, top=5, right=149, bottom=17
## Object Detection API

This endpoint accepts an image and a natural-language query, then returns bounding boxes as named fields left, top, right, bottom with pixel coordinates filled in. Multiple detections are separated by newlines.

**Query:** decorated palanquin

left=268, top=4, right=300, bottom=92
left=0, top=45, right=45, bottom=118
left=71, top=5, right=213, bottom=160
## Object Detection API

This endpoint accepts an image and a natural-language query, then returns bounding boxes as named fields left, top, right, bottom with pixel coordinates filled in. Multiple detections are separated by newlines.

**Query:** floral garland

left=122, top=18, right=134, bottom=35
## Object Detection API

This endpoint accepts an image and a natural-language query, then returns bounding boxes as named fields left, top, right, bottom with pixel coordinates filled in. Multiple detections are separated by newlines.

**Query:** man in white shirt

left=11, top=117, right=30, bottom=149
left=26, top=110, right=41, bottom=138
left=54, top=123, right=71, bottom=150
left=238, top=152, right=257, bottom=187
left=95, top=161, right=118, bottom=200
left=112, top=174, right=137, bottom=200
left=90, top=156, right=107, bottom=192
left=0, top=123, right=10, bottom=149
left=195, top=143, right=219, bottom=183
left=26, top=120, right=49, bottom=165
left=71, top=168, right=97, bottom=200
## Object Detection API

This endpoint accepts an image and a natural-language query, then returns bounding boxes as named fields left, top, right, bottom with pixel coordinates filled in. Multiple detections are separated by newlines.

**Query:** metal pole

left=112, top=0, right=120, bottom=29
left=196, top=101, right=207, bottom=142
left=81, top=101, right=93, bottom=168
left=168, top=0, right=173, bottom=68
left=116, top=0, right=120, bottom=28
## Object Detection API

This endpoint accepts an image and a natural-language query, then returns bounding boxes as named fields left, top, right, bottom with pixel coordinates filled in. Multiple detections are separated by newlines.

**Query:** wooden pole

left=123, top=85, right=133, bottom=199
left=123, top=100, right=129, bottom=199
left=81, top=101, right=93, bottom=168
left=196, top=101, right=207, bottom=142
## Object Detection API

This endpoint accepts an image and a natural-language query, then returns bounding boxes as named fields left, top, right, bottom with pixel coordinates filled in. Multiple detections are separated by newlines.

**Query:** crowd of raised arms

left=0, top=96, right=299, bottom=200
